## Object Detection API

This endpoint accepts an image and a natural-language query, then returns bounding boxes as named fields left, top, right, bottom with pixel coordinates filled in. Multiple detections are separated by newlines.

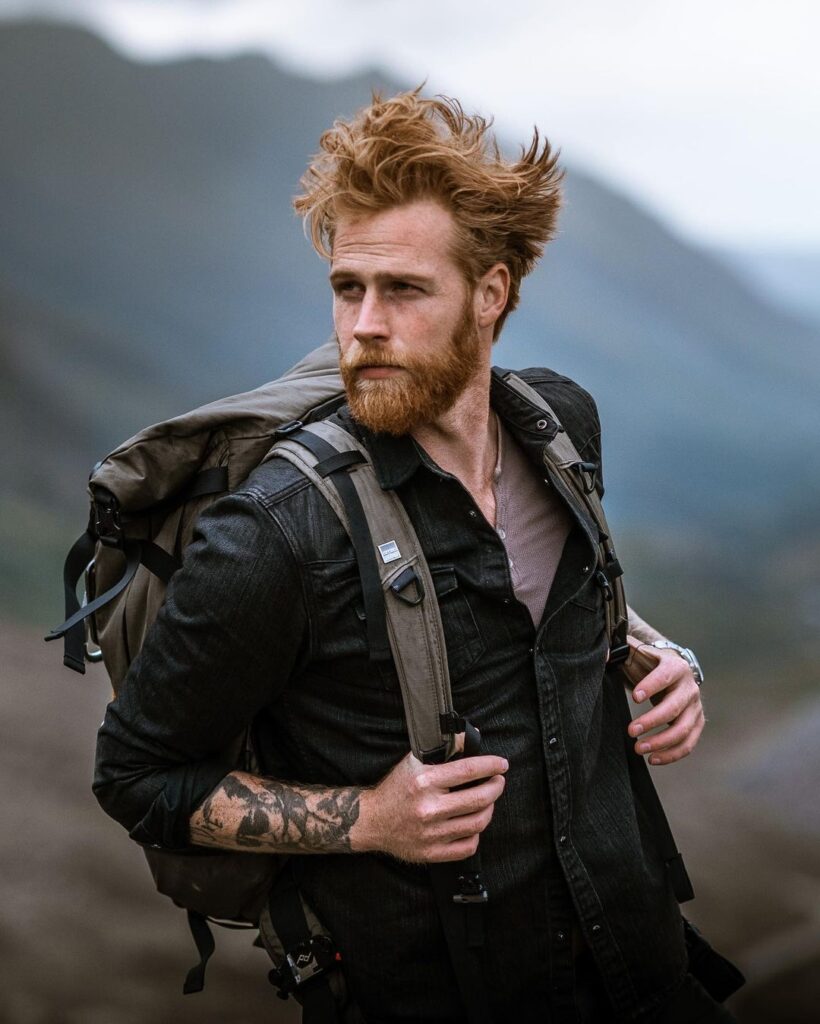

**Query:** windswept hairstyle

left=294, top=89, right=564, bottom=338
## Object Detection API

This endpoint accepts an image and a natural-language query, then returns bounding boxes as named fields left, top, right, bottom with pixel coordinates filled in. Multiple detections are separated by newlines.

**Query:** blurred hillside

left=0, top=18, right=819, bottom=1023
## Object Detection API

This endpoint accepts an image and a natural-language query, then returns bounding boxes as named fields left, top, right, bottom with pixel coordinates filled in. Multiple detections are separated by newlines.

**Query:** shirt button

left=503, top=597, right=511, bottom=605
left=528, top=647, right=534, bottom=655
left=548, top=736, right=558, bottom=747
left=558, top=834, right=568, bottom=845
left=536, top=418, right=548, bottom=430
left=555, top=931, right=567, bottom=943
left=497, top=527, right=506, bottom=540
left=468, top=509, right=477, bottom=518
left=582, top=565, right=590, bottom=573
left=591, top=924, right=602, bottom=935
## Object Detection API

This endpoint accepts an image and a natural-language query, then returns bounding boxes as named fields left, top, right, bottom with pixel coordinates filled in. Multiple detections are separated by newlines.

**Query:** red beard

left=338, top=300, right=481, bottom=436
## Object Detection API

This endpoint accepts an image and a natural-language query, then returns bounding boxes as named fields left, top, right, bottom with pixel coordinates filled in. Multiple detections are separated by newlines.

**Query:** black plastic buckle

left=595, top=569, right=613, bottom=601
left=390, top=566, right=424, bottom=606
left=92, top=490, right=122, bottom=548
left=268, top=935, right=338, bottom=999
left=575, top=460, right=599, bottom=494
left=604, top=550, right=624, bottom=580
left=439, top=711, right=466, bottom=734
left=453, top=872, right=489, bottom=905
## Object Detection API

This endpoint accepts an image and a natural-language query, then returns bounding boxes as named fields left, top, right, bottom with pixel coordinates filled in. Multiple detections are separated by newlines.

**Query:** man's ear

left=476, top=263, right=510, bottom=332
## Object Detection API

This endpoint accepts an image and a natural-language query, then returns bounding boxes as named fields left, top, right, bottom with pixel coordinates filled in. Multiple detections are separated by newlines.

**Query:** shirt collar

left=334, top=367, right=560, bottom=491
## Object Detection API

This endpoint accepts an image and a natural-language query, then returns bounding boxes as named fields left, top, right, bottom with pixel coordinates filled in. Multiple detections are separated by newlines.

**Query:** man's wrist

left=648, top=640, right=704, bottom=686
left=349, top=786, right=378, bottom=854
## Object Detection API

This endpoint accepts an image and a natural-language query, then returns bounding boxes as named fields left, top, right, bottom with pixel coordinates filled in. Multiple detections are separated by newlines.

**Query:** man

left=95, top=91, right=724, bottom=1022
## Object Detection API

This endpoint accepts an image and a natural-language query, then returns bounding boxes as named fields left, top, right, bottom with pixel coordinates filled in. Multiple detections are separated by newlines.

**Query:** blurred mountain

left=715, top=247, right=820, bottom=328
left=1, top=19, right=819, bottom=629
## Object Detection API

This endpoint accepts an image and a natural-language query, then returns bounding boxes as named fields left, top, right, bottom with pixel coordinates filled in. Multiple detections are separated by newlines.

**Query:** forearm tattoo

left=189, top=771, right=361, bottom=853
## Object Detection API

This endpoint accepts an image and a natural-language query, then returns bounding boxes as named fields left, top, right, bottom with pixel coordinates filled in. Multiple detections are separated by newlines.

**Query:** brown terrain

left=2, top=618, right=818, bottom=1023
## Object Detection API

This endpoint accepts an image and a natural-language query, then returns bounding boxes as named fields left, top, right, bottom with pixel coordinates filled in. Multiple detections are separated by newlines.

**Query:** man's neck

left=410, top=367, right=498, bottom=524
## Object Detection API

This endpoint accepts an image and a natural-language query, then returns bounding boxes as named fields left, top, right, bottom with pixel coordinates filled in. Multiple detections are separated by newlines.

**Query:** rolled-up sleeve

left=93, top=486, right=309, bottom=850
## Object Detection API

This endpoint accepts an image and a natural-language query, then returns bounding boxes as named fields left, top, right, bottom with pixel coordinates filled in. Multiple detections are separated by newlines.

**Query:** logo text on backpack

left=378, top=541, right=401, bottom=564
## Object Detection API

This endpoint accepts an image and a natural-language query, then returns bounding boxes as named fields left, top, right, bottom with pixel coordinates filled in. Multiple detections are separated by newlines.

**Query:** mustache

left=340, top=352, right=408, bottom=372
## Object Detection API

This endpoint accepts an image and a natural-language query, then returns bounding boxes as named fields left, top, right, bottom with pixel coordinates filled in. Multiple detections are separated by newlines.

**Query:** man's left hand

left=626, top=642, right=705, bottom=765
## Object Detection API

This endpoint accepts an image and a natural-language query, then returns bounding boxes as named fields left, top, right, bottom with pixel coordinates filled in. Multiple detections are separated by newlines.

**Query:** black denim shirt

left=94, top=368, right=687, bottom=1022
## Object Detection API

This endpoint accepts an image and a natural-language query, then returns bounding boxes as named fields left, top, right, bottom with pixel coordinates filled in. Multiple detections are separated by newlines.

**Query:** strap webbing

left=46, top=462, right=219, bottom=672
left=48, top=529, right=98, bottom=672
left=183, top=910, right=215, bottom=994
left=183, top=465, right=229, bottom=501
left=46, top=536, right=179, bottom=647
left=261, top=867, right=341, bottom=1023
left=285, top=428, right=391, bottom=663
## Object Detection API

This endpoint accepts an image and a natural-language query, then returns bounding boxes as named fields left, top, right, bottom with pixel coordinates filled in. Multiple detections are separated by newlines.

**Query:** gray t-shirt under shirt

left=492, top=416, right=572, bottom=626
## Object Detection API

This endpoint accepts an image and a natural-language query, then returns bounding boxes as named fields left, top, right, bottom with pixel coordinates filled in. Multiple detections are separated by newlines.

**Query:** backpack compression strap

left=45, top=468, right=228, bottom=673
left=501, top=373, right=694, bottom=904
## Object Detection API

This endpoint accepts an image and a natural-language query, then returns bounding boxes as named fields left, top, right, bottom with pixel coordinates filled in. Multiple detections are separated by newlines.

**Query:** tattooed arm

left=189, top=752, right=509, bottom=863
left=189, top=771, right=363, bottom=853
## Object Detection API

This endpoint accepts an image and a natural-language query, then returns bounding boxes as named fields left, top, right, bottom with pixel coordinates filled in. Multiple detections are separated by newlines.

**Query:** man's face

left=330, top=199, right=483, bottom=436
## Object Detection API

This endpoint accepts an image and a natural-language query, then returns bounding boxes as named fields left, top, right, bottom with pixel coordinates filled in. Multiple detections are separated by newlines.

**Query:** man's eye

left=335, top=282, right=362, bottom=296
left=391, top=282, right=417, bottom=293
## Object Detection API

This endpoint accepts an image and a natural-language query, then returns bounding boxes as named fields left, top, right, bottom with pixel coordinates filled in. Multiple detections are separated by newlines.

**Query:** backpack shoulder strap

left=503, top=374, right=695, bottom=903
left=502, top=372, right=629, bottom=665
left=267, top=421, right=462, bottom=764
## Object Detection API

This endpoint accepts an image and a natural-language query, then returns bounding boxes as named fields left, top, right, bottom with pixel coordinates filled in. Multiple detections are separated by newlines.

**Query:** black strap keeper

left=608, top=643, right=630, bottom=665
left=274, top=419, right=305, bottom=438
left=314, top=450, right=366, bottom=477
left=666, top=853, right=695, bottom=904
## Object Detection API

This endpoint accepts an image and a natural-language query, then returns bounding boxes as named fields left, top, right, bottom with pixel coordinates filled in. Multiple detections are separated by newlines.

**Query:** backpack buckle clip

left=92, top=490, right=122, bottom=547
left=453, top=871, right=489, bottom=905
left=268, top=935, right=339, bottom=998
left=595, top=569, right=613, bottom=601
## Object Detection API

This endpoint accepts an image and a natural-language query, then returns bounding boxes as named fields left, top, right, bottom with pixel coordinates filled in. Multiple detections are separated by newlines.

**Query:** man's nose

left=353, top=292, right=389, bottom=344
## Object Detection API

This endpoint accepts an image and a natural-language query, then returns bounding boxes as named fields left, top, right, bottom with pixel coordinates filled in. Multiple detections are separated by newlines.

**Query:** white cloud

left=2, top=0, right=818, bottom=246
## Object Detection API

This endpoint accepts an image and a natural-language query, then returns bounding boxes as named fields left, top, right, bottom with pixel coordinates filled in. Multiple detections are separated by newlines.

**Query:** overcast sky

left=3, top=0, right=819, bottom=250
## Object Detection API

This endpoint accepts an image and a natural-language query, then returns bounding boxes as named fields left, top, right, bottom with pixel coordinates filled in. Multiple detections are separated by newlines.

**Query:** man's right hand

left=352, top=751, right=509, bottom=863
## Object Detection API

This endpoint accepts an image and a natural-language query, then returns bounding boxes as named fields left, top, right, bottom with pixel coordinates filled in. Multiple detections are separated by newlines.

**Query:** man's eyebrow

left=329, top=269, right=434, bottom=286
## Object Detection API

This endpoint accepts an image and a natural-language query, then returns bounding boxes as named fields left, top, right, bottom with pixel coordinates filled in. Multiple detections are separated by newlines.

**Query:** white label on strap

left=378, top=540, right=401, bottom=564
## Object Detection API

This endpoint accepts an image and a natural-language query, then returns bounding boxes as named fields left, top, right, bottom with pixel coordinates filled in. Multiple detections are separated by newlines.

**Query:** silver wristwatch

left=650, top=640, right=704, bottom=686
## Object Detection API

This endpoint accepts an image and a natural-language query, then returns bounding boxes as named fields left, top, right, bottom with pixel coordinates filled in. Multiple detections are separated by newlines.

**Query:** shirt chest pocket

left=372, top=565, right=486, bottom=687
left=308, top=559, right=485, bottom=689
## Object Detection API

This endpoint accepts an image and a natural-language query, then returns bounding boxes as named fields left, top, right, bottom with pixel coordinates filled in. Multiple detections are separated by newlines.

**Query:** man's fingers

left=423, top=754, right=508, bottom=791
left=629, top=685, right=697, bottom=736
left=633, top=705, right=704, bottom=757
left=438, top=774, right=506, bottom=819
left=631, top=653, right=693, bottom=705
left=436, top=804, right=495, bottom=843
left=644, top=724, right=705, bottom=765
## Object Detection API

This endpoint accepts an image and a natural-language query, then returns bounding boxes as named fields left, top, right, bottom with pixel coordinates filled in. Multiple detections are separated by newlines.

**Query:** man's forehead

left=331, top=199, right=458, bottom=271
